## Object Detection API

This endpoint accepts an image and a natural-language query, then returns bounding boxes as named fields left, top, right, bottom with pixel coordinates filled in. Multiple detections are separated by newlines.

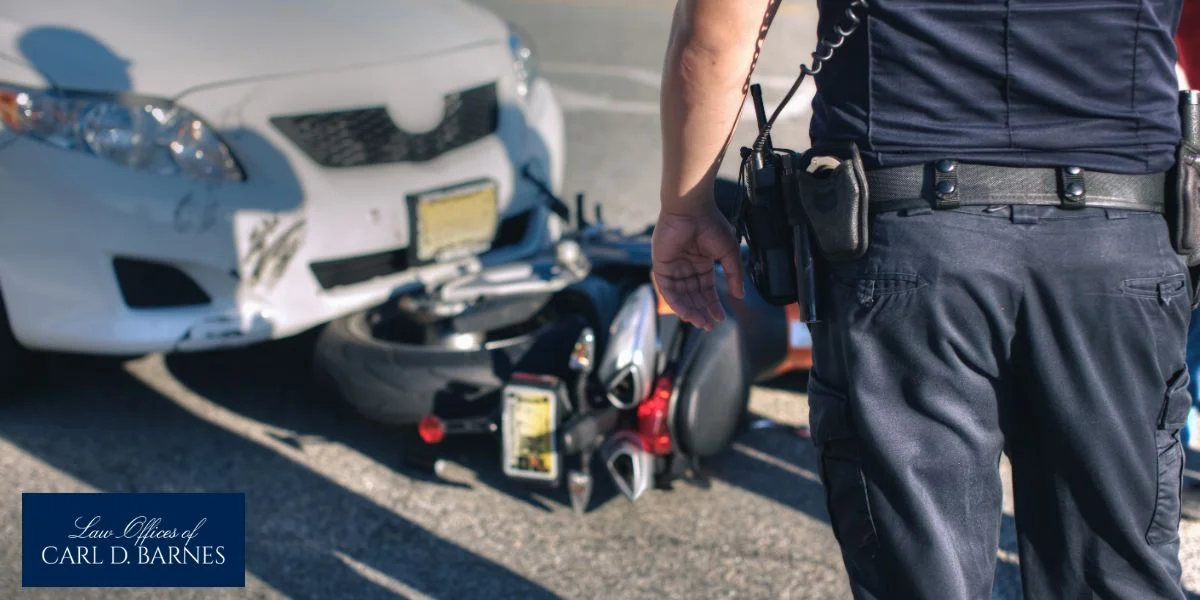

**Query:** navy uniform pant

left=807, top=204, right=1192, bottom=599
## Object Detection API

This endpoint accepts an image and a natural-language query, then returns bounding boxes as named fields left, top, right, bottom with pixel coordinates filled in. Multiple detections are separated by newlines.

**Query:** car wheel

left=314, top=292, right=588, bottom=426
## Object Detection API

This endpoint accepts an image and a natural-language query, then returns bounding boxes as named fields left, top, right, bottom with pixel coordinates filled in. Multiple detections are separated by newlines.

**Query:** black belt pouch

left=790, top=142, right=870, bottom=263
left=1168, top=91, right=1200, bottom=307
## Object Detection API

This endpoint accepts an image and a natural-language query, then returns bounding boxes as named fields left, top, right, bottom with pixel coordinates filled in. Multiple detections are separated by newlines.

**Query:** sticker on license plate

left=501, top=378, right=562, bottom=482
left=412, top=180, right=499, bottom=262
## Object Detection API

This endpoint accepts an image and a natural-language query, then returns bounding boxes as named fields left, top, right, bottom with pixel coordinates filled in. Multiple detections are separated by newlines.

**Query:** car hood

left=0, top=0, right=508, bottom=98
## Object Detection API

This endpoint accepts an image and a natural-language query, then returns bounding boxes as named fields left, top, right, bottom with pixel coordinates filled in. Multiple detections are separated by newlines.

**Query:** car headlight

left=0, top=86, right=244, bottom=183
left=507, top=22, right=541, bottom=100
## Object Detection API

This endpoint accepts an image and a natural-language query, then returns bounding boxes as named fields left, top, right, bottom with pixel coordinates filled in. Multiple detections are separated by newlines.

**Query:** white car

left=0, top=0, right=566, bottom=380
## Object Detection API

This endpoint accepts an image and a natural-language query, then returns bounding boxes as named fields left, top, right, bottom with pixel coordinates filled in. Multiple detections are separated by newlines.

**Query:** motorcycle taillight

left=637, top=375, right=674, bottom=455
left=418, top=415, right=446, bottom=444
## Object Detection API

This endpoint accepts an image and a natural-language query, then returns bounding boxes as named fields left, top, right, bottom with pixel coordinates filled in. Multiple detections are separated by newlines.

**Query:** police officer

left=653, top=0, right=1191, bottom=598
left=1176, top=0, right=1200, bottom=522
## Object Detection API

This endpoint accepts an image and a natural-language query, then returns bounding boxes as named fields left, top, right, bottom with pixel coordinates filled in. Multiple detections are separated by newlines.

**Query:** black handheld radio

left=739, top=87, right=798, bottom=305
left=738, top=87, right=820, bottom=322
left=733, top=0, right=869, bottom=323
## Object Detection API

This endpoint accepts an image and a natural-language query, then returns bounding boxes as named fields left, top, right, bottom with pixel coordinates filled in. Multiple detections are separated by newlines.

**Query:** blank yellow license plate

left=501, top=382, right=560, bottom=482
left=414, top=181, right=499, bottom=262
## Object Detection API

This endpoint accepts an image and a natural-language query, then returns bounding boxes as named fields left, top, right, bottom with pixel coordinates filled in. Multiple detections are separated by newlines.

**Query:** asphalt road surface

left=2, top=1, right=1199, bottom=598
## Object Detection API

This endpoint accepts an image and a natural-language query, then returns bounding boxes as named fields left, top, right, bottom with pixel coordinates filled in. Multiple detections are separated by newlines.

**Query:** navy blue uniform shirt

left=810, top=0, right=1184, bottom=174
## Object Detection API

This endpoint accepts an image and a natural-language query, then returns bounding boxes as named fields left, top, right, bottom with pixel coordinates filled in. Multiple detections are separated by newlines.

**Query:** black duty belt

left=865, top=160, right=1167, bottom=214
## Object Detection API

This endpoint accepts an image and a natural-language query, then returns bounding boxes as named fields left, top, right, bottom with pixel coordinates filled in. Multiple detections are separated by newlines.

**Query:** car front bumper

left=0, top=62, right=566, bottom=355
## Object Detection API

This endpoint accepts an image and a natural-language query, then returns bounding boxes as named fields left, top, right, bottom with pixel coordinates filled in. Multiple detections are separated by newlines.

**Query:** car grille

left=271, top=83, right=499, bottom=168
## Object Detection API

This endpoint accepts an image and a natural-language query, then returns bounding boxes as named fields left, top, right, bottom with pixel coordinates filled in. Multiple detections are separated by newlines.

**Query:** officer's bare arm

left=659, top=0, right=779, bottom=217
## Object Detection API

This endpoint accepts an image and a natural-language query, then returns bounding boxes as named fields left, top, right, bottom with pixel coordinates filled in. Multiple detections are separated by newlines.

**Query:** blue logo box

left=22, top=492, right=245, bottom=588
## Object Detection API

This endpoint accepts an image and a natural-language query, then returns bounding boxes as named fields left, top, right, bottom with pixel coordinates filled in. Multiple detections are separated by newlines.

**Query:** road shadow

left=161, top=330, right=828, bottom=525
left=0, top=348, right=558, bottom=599
left=757, top=370, right=809, bottom=394
left=162, top=332, right=624, bottom=517
left=994, top=514, right=1023, bottom=599
left=699, top=411, right=831, bottom=524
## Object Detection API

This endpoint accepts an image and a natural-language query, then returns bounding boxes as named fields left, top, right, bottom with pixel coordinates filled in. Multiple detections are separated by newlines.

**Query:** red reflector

left=417, top=415, right=446, bottom=444
left=647, top=433, right=672, bottom=455
left=637, top=376, right=674, bottom=455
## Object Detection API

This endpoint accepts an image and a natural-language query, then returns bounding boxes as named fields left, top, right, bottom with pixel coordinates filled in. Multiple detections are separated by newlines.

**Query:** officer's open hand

left=651, top=203, right=746, bottom=332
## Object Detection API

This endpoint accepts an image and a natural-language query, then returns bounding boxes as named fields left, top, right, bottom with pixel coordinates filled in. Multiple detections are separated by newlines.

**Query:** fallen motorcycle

left=314, top=195, right=811, bottom=513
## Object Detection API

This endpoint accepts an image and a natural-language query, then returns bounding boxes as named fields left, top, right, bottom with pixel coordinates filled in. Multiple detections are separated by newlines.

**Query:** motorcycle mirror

left=575, top=192, right=587, bottom=231
left=568, top=327, right=595, bottom=373
left=556, top=240, right=590, bottom=279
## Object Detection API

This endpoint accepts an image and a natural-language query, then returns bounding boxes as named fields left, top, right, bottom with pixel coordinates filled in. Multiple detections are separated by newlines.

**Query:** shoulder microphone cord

left=750, top=0, right=869, bottom=154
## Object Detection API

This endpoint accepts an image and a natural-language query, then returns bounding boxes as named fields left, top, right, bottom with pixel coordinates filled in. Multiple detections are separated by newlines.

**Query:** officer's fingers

left=682, top=303, right=714, bottom=331
left=703, top=302, right=724, bottom=329
left=681, top=272, right=721, bottom=330
left=719, top=251, right=745, bottom=299
left=698, top=277, right=726, bottom=325
left=654, top=274, right=711, bottom=330
left=675, top=290, right=713, bottom=331
left=690, top=286, right=723, bottom=329
left=678, top=285, right=714, bottom=331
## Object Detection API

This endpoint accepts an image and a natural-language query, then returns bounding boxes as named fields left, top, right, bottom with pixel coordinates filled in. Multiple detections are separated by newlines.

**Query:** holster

left=1166, top=90, right=1200, bottom=308
left=790, top=142, right=871, bottom=263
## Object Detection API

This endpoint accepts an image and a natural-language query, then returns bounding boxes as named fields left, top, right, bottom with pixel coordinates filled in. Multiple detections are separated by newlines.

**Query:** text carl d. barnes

left=41, top=544, right=228, bottom=566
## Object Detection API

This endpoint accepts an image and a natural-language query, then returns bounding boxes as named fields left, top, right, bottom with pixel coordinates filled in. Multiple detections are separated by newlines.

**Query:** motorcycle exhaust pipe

left=600, top=431, right=655, bottom=502
left=596, top=284, right=659, bottom=410
left=560, top=407, right=620, bottom=455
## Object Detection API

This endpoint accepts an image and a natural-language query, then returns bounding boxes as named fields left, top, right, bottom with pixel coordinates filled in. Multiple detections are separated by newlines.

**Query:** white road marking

left=543, top=61, right=808, bottom=91
left=731, top=442, right=821, bottom=482
left=507, top=0, right=815, bottom=16
left=552, top=83, right=814, bottom=123
left=543, top=62, right=666, bottom=87
left=551, top=84, right=660, bottom=116
left=334, top=552, right=437, bottom=600
left=546, top=61, right=816, bottom=123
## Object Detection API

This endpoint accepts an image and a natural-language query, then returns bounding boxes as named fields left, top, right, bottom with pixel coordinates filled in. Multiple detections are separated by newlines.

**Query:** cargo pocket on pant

left=808, top=376, right=880, bottom=558
left=1147, top=368, right=1192, bottom=545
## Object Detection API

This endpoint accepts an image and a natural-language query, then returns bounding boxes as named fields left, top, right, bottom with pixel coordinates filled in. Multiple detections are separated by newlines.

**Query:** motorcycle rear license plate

left=501, top=376, right=562, bottom=483
left=411, top=179, right=499, bottom=262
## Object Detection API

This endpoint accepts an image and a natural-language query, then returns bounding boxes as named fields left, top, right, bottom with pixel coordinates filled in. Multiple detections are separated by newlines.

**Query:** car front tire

left=313, top=293, right=587, bottom=426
